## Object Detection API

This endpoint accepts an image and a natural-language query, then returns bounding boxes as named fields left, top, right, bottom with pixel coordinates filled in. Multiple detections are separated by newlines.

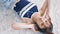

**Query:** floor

left=0, top=0, right=60, bottom=34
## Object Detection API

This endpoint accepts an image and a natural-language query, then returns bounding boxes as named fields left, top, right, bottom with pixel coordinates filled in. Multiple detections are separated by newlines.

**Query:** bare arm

left=39, top=0, right=49, bottom=16
left=12, top=22, right=37, bottom=32
left=12, top=23, right=34, bottom=29
left=31, top=0, right=51, bottom=29
left=11, top=18, right=36, bottom=31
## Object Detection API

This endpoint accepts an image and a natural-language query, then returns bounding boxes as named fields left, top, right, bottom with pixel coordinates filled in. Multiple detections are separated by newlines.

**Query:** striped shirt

left=14, top=0, right=38, bottom=18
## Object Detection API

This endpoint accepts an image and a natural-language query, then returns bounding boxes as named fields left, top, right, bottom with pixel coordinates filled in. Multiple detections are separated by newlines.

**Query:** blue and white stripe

left=14, top=0, right=38, bottom=18
left=19, top=3, right=33, bottom=16
left=19, top=3, right=36, bottom=18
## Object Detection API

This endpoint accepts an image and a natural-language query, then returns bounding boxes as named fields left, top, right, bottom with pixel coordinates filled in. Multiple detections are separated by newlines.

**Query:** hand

left=43, top=14, right=52, bottom=28
left=12, top=23, right=21, bottom=30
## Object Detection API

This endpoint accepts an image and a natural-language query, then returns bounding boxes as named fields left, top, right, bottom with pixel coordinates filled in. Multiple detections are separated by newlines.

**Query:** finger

left=45, top=15, right=51, bottom=24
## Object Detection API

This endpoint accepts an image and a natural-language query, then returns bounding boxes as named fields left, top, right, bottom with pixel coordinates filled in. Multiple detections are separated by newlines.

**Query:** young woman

left=12, top=0, right=53, bottom=34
